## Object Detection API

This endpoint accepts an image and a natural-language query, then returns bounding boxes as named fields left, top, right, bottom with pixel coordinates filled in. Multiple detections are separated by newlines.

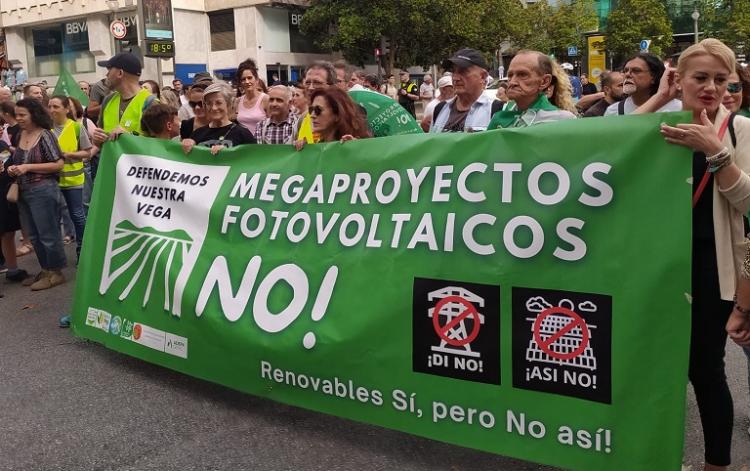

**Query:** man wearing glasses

left=294, top=60, right=337, bottom=144
left=431, top=48, right=503, bottom=132
left=604, top=52, right=682, bottom=116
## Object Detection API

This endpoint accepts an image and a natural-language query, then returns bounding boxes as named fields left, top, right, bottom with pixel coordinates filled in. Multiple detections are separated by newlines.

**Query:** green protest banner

left=52, top=65, right=90, bottom=107
left=349, top=89, right=423, bottom=137
left=73, top=112, right=692, bottom=471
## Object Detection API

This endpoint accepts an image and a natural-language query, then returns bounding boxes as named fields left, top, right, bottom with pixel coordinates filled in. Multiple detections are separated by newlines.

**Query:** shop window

left=209, top=10, right=235, bottom=51
left=25, top=18, right=94, bottom=77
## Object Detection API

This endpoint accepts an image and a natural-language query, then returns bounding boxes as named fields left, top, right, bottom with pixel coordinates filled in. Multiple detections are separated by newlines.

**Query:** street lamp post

left=691, top=8, right=700, bottom=44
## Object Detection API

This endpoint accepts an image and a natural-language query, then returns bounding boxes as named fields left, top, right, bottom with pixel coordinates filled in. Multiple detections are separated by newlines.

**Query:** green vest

left=102, top=89, right=151, bottom=135
left=57, top=119, right=85, bottom=188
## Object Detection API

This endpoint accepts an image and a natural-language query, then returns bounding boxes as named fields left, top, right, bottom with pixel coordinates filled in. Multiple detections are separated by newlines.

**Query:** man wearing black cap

left=429, top=48, right=501, bottom=133
left=91, top=52, right=156, bottom=146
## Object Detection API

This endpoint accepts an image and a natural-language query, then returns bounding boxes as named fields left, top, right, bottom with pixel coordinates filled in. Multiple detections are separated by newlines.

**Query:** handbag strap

left=692, top=114, right=732, bottom=208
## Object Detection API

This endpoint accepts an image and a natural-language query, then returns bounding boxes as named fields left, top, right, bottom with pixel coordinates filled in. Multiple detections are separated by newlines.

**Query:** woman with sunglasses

left=637, top=39, right=750, bottom=471
left=180, top=83, right=210, bottom=139
left=294, top=88, right=370, bottom=150
left=722, top=64, right=750, bottom=118
left=182, top=82, right=256, bottom=156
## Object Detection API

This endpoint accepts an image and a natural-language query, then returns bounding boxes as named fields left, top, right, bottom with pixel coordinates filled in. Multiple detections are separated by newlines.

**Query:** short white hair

left=268, top=85, right=291, bottom=101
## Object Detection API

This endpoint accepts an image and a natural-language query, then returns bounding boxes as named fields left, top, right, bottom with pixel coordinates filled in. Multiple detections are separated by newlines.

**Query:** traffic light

left=380, top=36, right=391, bottom=55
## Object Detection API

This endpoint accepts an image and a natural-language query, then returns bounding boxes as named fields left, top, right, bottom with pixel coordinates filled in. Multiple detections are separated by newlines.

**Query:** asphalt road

left=0, top=247, right=748, bottom=471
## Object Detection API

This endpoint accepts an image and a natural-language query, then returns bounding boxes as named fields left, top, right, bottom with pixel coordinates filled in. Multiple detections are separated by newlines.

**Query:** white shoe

left=681, top=465, right=692, bottom=471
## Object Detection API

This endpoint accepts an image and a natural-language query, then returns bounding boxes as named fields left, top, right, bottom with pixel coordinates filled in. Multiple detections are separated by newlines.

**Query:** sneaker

left=31, top=270, right=65, bottom=291
left=0, top=265, right=7, bottom=274
left=22, top=270, right=48, bottom=287
left=59, top=315, right=71, bottom=328
left=5, top=268, right=28, bottom=282
left=48, top=271, right=66, bottom=288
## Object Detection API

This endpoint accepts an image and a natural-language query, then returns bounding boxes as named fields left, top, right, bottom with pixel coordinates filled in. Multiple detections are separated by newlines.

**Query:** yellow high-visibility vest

left=296, top=113, right=320, bottom=144
left=57, top=119, right=85, bottom=188
left=102, top=89, right=151, bottom=135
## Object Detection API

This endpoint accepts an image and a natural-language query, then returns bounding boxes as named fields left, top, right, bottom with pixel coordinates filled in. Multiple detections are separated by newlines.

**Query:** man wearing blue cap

left=91, top=52, right=157, bottom=146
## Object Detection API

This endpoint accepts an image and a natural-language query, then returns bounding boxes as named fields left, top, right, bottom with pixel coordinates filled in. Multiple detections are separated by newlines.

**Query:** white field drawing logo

left=99, top=154, right=230, bottom=316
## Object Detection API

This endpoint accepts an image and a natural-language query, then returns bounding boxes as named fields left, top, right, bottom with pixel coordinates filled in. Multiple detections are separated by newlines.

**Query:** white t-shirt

left=604, top=96, right=683, bottom=116
left=423, top=98, right=441, bottom=123
left=420, top=83, right=434, bottom=100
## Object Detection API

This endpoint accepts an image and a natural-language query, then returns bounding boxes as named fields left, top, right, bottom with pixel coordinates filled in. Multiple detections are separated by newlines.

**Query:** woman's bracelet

left=706, top=147, right=731, bottom=172
left=733, top=295, right=750, bottom=316
left=706, top=146, right=730, bottom=162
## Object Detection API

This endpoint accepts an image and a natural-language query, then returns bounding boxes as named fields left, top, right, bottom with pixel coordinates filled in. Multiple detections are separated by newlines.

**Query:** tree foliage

left=509, top=0, right=598, bottom=56
left=720, top=0, right=750, bottom=56
left=605, top=0, right=673, bottom=58
left=301, top=0, right=599, bottom=73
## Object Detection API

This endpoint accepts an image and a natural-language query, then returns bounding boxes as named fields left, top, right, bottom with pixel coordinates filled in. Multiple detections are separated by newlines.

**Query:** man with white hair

left=487, top=50, right=577, bottom=129
left=430, top=48, right=502, bottom=133
left=255, top=85, right=296, bottom=144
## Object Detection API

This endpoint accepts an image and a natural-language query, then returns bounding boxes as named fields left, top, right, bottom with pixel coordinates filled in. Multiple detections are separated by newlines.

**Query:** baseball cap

left=437, top=76, right=453, bottom=88
left=97, top=52, right=142, bottom=76
left=442, top=48, right=489, bottom=71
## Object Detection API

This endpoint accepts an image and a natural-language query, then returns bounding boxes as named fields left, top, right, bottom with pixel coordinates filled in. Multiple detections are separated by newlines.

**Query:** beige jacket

left=711, top=105, right=750, bottom=300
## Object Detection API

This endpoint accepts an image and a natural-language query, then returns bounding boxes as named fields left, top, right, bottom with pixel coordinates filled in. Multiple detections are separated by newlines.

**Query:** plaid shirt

left=254, top=115, right=296, bottom=145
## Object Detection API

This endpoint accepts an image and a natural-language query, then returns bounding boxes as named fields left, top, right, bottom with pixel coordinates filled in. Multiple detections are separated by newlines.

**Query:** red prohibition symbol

left=432, top=295, right=481, bottom=347
left=532, top=306, right=590, bottom=361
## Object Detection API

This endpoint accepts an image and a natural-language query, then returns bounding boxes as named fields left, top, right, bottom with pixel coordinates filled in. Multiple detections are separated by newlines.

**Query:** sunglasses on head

left=308, top=105, right=325, bottom=116
left=189, top=101, right=203, bottom=108
left=728, top=82, right=743, bottom=93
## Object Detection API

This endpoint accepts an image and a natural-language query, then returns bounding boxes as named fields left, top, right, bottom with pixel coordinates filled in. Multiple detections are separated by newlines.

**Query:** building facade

left=0, top=0, right=336, bottom=87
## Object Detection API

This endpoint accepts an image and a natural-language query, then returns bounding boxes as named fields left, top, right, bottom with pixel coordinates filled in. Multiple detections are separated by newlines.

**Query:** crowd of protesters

left=1, top=38, right=750, bottom=470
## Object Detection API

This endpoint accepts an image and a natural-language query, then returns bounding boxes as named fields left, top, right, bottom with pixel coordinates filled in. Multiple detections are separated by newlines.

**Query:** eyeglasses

left=304, top=80, right=328, bottom=88
left=189, top=100, right=203, bottom=108
left=622, top=67, right=646, bottom=75
left=728, top=82, right=743, bottom=93
left=308, top=105, right=325, bottom=116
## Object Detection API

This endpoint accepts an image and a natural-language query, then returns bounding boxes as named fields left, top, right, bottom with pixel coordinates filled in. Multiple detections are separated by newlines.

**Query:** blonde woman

left=638, top=38, right=750, bottom=471
left=547, top=60, right=579, bottom=115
